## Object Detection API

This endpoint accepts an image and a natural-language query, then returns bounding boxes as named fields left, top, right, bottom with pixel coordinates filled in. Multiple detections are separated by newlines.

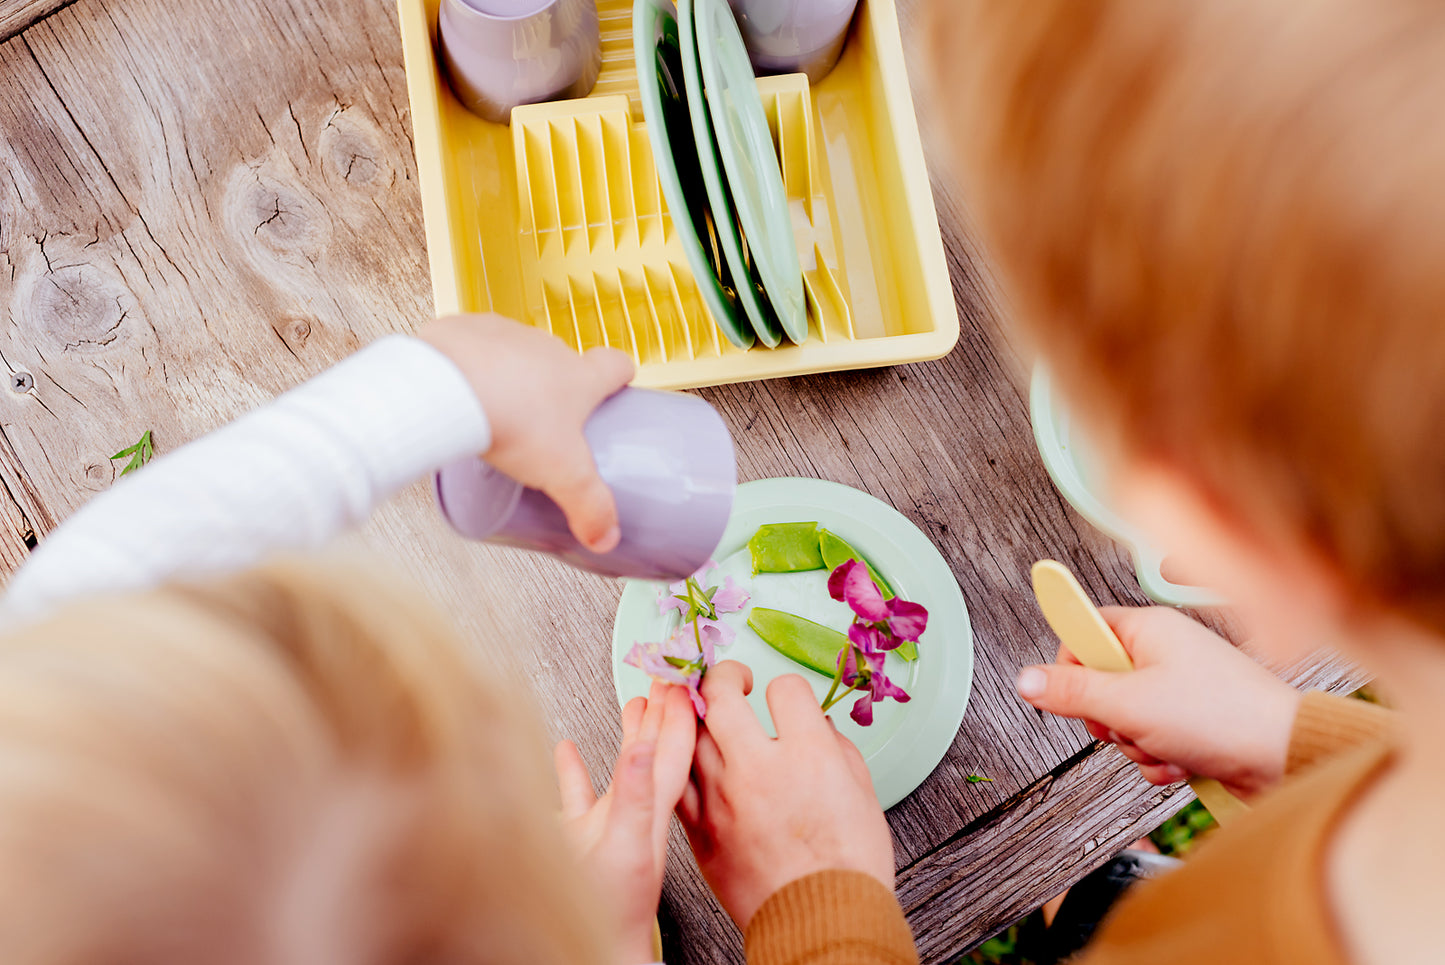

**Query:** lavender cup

left=726, top=0, right=860, bottom=84
left=435, top=387, right=737, bottom=581
left=438, top=0, right=601, bottom=124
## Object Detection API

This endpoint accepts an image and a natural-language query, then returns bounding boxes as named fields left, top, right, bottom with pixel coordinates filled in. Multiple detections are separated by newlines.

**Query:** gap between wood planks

left=0, top=0, right=76, bottom=44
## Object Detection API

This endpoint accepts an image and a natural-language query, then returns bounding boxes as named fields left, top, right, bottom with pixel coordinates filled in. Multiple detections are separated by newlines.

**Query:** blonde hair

left=0, top=559, right=609, bottom=965
left=929, top=0, right=1445, bottom=632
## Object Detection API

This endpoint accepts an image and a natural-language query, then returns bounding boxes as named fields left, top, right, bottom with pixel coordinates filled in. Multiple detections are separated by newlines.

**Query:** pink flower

left=711, top=576, right=751, bottom=614
left=625, top=626, right=708, bottom=716
left=840, top=647, right=911, bottom=727
left=657, top=562, right=750, bottom=619
left=828, top=560, right=929, bottom=643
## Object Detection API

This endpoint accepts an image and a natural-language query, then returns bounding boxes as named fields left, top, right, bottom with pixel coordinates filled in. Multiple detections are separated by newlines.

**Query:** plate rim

left=610, top=476, right=974, bottom=809
left=693, top=0, right=808, bottom=344
left=633, top=0, right=755, bottom=350
left=677, top=0, right=785, bottom=348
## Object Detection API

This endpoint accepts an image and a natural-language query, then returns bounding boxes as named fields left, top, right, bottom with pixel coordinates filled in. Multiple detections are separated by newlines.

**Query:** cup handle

left=1132, top=544, right=1226, bottom=609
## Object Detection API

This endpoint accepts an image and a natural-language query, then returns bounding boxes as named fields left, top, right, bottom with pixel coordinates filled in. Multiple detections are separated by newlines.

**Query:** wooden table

left=0, top=0, right=1358, bottom=960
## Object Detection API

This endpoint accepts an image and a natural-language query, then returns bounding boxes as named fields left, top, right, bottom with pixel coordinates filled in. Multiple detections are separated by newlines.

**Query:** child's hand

left=1016, top=606, right=1302, bottom=797
left=678, top=662, right=895, bottom=929
left=420, top=313, right=635, bottom=553
left=555, top=681, right=697, bottom=965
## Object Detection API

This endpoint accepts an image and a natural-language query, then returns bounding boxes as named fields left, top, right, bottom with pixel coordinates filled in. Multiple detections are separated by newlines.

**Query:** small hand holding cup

left=678, top=661, right=895, bottom=929
left=421, top=313, right=635, bottom=553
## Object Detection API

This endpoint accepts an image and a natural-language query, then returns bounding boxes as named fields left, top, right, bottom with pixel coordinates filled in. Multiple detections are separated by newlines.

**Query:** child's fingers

left=605, top=738, right=657, bottom=844
left=581, top=346, right=636, bottom=396
left=621, top=695, right=648, bottom=741
left=1054, top=641, right=1086, bottom=668
left=765, top=674, right=831, bottom=744
left=1112, top=741, right=1165, bottom=767
left=1138, top=762, right=1189, bottom=786
left=693, top=727, right=726, bottom=782
left=637, top=680, right=667, bottom=745
left=699, top=662, right=766, bottom=760
left=1015, top=662, right=1129, bottom=730
left=554, top=740, right=597, bottom=819
left=677, top=777, right=703, bottom=827
left=1084, top=719, right=1112, bottom=743
left=655, top=685, right=698, bottom=791
left=544, top=435, right=621, bottom=554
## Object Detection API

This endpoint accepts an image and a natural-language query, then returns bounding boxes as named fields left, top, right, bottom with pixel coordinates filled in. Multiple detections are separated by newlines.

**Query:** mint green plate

left=634, top=0, right=754, bottom=349
left=678, top=0, right=783, bottom=348
left=611, top=477, right=973, bottom=809
left=690, top=0, right=808, bottom=345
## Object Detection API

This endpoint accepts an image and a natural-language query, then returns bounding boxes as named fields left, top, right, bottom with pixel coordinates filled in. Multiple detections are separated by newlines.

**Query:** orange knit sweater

left=745, top=691, right=1395, bottom=965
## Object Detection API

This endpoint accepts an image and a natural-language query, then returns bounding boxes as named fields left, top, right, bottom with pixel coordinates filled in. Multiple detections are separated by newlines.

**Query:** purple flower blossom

left=635, top=561, right=751, bottom=719
left=828, top=560, right=929, bottom=642
left=818, top=560, right=928, bottom=726
left=625, top=626, right=708, bottom=716
left=711, top=576, right=751, bottom=614
left=839, top=647, right=912, bottom=726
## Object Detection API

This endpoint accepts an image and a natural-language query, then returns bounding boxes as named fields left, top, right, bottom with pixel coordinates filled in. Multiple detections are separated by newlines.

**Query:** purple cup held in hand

left=435, top=387, right=736, bottom=581
left=438, top=0, right=601, bottom=124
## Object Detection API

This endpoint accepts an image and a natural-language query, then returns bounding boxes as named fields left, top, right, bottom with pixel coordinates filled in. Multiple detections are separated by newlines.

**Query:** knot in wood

left=28, top=265, right=134, bottom=355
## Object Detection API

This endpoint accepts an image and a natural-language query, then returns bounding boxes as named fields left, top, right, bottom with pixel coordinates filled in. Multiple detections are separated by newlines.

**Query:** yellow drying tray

left=397, top=0, right=960, bottom=389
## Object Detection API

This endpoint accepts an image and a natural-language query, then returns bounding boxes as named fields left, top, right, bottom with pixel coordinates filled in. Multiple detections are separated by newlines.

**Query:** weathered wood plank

left=0, top=0, right=74, bottom=43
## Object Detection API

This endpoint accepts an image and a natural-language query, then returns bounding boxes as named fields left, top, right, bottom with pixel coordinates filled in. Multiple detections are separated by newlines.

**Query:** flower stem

left=820, top=679, right=863, bottom=714
left=820, top=647, right=848, bottom=709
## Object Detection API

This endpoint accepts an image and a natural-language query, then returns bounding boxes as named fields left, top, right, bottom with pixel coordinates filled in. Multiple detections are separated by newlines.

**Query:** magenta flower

left=828, top=560, right=928, bottom=642
left=818, top=560, right=927, bottom=725
left=839, top=647, right=912, bottom=726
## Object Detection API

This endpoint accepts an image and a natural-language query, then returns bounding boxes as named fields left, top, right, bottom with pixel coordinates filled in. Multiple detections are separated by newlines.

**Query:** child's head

left=929, top=1, right=1445, bottom=650
left=0, top=560, right=609, bottom=965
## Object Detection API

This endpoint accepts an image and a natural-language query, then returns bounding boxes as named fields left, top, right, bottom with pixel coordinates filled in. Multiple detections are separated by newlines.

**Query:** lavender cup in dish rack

left=438, top=0, right=601, bottom=124
left=726, top=0, right=859, bottom=84
left=435, top=386, right=737, bottom=581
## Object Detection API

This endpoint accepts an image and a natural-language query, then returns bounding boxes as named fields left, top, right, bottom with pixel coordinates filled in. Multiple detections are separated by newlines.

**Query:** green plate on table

left=692, top=0, right=807, bottom=345
left=634, top=0, right=754, bottom=350
left=678, top=0, right=784, bottom=348
left=611, top=477, right=973, bottom=809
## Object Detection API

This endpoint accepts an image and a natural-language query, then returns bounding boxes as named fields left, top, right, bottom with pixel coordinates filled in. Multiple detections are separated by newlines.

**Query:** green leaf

left=966, top=774, right=993, bottom=784
left=110, top=430, right=155, bottom=477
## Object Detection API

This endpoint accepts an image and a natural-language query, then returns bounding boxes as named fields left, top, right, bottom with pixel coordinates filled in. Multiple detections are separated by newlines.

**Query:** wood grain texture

left=0, top=0, right=1362, bottom=962
left=0, top=0, right=74, bottom=43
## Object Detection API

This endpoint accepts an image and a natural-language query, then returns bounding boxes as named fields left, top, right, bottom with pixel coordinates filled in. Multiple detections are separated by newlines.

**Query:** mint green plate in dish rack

left=692, top=0, right=808, bottom=344
left=678, top=0, right=785, bottom=347
left=611, top=477, right=973, bottom=809
left=634, top=0, right=754, bottom=349
left=1030, top=366, right=1223, bottom=608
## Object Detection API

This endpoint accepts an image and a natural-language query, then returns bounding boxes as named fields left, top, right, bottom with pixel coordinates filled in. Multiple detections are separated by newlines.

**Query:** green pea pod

left=818, top=528, right=894, bottom=597
left=748, top=522, right=825, bottom=574
left=748, top=607, right=846, bottom=678
left=817, top=528, right=918, bottom=662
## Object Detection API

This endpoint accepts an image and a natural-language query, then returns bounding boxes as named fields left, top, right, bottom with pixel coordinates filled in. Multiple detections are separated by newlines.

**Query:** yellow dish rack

left=398, top=0, right=959, bottom=389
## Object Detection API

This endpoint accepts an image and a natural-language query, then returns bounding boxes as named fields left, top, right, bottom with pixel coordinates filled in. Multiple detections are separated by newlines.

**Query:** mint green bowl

left=1029, top=366, right=1223, bottom=608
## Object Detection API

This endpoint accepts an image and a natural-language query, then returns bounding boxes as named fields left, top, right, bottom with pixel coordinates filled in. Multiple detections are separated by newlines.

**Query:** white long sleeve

left=3, top=335, right=490, bottom=624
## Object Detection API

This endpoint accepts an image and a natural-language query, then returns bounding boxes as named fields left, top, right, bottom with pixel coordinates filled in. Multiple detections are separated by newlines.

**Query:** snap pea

left=818, top=528, right=894, bottom=598
left=748, top=521, right=825, bottom=574
left=748, top=607, right=847, bottom=678
left=817, top=528, right=918, bottom=662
